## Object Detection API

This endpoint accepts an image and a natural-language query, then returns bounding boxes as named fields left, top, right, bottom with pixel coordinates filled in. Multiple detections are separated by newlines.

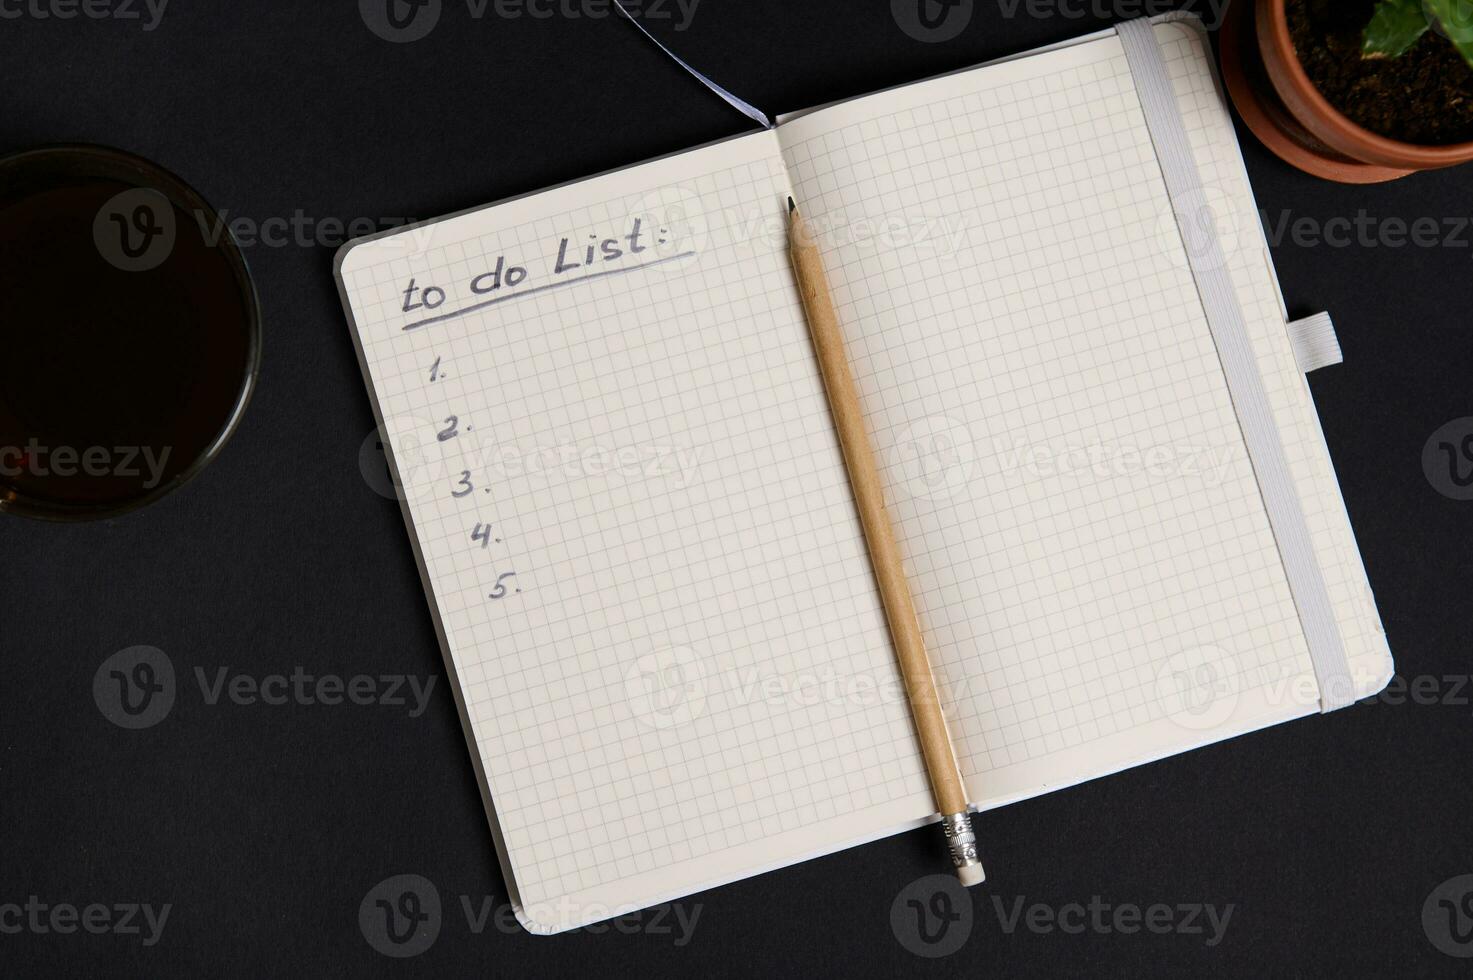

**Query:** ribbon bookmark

left=1117, top=18, right=1356, bottom=712
left=613, top=1, right=772, bottom=129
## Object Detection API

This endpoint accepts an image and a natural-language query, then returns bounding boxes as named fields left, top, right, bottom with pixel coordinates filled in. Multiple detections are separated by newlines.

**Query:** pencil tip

left=787, top=196, right=796, bottom=214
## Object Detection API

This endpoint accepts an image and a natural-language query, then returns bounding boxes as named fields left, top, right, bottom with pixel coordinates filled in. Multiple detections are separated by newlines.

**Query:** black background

left=2, top=0, right=1471, bottom=975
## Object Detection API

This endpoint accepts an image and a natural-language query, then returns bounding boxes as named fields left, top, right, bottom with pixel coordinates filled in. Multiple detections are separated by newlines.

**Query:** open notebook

left=336, top=15, right=1392, bottom=934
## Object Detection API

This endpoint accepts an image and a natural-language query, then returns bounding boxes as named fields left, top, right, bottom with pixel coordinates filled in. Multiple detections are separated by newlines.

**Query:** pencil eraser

left=957, top=863, right=986, bottom=888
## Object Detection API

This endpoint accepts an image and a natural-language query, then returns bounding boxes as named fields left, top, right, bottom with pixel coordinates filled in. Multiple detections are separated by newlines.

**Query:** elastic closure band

left=1117, top=18, right=1355, bottom=712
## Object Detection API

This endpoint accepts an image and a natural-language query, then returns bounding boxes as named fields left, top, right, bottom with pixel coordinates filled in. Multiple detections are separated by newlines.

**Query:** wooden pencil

left=786, top=196, right=984, bottom=886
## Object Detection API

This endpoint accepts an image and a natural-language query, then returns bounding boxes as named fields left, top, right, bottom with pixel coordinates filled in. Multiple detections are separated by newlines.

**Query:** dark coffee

left=0, top=147, right=258, bottom=520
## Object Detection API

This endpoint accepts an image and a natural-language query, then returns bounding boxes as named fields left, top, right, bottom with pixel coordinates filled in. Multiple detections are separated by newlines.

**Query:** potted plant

left=1220, top=0, right=1473, bottom=182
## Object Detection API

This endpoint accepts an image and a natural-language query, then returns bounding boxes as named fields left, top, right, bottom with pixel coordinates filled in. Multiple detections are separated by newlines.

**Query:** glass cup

left=0, top=144, right=261, bottom=520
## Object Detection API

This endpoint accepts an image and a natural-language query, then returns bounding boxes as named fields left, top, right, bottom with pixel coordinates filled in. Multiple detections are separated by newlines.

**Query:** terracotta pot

left=1219, top=0, right=1473, bottom=183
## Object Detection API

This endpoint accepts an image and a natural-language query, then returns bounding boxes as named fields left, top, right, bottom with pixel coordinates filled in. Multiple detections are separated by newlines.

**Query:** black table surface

left=3, top=1, right=1471, bottom=975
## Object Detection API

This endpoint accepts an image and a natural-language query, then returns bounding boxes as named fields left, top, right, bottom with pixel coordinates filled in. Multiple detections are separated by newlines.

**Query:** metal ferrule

left=941, top=810, right=981, bottom=870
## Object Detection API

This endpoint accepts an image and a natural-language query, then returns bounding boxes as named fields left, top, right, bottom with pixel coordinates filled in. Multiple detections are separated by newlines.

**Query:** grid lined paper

left=777, top=29, right=1319, bottom=800
left=339, top=131, right=932, bottom=931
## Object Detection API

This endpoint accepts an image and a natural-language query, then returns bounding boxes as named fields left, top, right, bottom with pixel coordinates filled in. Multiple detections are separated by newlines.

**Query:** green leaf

left=1449, top=33, right=1473, bottom=69
left=1363, top=0, right=1430, bottom=58
left=1425, top=0, right=1473, bottom=67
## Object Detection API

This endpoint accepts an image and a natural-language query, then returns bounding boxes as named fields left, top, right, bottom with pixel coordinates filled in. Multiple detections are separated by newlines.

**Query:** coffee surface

left=0, top=174, right=254, bottom=513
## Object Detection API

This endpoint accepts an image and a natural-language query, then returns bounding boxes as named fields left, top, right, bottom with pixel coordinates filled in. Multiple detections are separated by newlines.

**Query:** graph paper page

left=337, top=131, right=936, bottom=932
left=777, top=26, right=1335, bottom=809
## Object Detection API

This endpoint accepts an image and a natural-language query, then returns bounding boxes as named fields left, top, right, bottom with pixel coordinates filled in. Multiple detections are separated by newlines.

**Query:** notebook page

left=776, top=31, right=1325, bottom=808
left=336, top=131, right=936, bottom=932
